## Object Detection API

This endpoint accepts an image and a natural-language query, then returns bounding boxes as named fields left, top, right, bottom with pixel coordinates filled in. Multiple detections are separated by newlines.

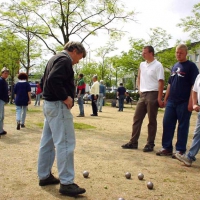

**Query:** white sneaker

left=175, top=153, right=192, bottom=167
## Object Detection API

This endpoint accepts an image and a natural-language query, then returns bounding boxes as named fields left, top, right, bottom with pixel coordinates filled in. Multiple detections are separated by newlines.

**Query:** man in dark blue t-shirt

left=156, top=44, right=199, bottom=157
left=117, top=83, right=126, bottom=111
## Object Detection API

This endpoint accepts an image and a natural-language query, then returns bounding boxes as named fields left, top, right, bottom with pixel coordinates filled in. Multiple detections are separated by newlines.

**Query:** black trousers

left=91, top=94, right=98, bottom=115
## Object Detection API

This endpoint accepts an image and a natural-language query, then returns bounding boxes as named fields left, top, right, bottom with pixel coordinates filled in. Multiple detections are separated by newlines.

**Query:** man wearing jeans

left=156, top=44, right=199, bottom=157
left=175, top=74, right=200, bottom=166
left=117, top=83, right=126, bottom=112
left=77, top=73, right=86, bottom=117
left=0, top=67, right=9, bottom=136
left=97, top=80, right=106, bottom=112
left=38, top=41, right=86, bottom=196
left=121, top=46, right=164, bottom=152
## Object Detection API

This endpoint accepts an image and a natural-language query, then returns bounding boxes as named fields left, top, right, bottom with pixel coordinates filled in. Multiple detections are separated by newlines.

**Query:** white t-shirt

left=193, top=74, right=200, bottom=104
left=139, top=59, right=164, bottom=92
left=90, top=81, right=99, bottom=95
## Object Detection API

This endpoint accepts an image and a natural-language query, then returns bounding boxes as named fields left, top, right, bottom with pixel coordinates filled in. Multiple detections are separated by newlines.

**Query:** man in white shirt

left=90, top=75, right=99, bottom=116
left=122, top=46, right=164, bottom=152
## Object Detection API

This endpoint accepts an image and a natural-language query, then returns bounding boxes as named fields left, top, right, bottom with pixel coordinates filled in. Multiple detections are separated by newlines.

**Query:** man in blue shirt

left=97, top=80, right=106, bottom=112
left=117, top=83, right=126, bottom=111
left=0, top=67, right=9, bottom=135
left=156, top=44, right=199, bottom=157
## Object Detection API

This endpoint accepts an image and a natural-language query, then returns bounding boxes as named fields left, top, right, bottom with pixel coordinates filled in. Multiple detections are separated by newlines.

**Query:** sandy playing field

left=0, top=101, right=199, bottom=200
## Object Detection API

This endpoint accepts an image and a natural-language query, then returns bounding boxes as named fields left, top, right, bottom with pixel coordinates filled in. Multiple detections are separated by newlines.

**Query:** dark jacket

left=0, top=77, right=9, bottom=103
left=14, top=82, right=31, bottom=106
left=41, top=51, right=75, bottom=101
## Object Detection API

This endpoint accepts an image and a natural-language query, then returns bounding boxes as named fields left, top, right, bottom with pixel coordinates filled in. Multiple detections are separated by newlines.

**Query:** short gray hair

left=100, top=80, right=103, bottom=83
left=64, top=41, right=87, bottom=58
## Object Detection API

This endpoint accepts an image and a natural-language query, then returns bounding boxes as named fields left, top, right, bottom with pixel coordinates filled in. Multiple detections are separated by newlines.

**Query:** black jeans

left=91, top=94, right=98, bottom=115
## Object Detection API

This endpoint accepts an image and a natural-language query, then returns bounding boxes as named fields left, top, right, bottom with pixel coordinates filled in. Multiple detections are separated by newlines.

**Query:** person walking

left=77, top=73, right=86, bottom=117
left=117, top=83, right=126, bottom=112
left=156, top=44, right=199, bottom=157
left=0, top=67, right=9, bottom=136
left=90, top=75, right=99, bottom=116
left=97, top=80, right=106, bottom=112
left=175, top=74, right=200, bottom=166
left=37, top=41, right=86, bottom=196
left=34, top=81, right=42, bottom=106
left=121, top=46, right=164, bottom=152
left=14, top=73, right=31, bottom=130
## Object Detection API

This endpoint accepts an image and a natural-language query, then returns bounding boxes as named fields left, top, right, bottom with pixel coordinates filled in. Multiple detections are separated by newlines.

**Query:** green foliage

left=0, top=0, right=42, bottom=74
left=156, top=47, right=176, bottom=70
left=105, top=92, right=117, bottom=99
left=2, top=0, right=136, bottom=53
left=177, top=3, right=200, bottom=41
left=124, top=79, right=134, bottom=90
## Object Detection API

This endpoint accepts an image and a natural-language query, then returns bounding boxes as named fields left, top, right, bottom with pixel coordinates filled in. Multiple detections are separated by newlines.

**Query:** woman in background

left=14, top=73, right=31, bottom=130
left=34, top=81, right=42, bottom=106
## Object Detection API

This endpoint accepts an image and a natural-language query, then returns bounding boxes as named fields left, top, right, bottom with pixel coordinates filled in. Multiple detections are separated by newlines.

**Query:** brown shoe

left=39, top=173, right=60, bottom=186
left=121, top=143, right=138, bottom=149
left=143, top=144, right=154, bottom=152
left=156, top=148, right=172, bottom=156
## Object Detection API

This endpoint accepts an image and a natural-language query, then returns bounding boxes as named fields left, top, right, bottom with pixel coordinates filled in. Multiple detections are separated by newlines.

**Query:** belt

left=141, top=91, right=158, bottom=94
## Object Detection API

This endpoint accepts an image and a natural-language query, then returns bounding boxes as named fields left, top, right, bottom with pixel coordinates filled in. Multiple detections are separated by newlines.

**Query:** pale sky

left=85, top=0, right=200, bottom=55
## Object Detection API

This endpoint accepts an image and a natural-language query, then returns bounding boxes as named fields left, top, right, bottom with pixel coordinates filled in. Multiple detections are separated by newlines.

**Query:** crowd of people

left=1, top=41, right=200, bottom=197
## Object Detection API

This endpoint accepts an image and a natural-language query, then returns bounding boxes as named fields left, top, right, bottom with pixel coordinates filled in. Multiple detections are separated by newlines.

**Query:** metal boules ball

left=83, top=171, right=89, bottom=178
left=147, top=181, right=154, bottom=190
left=138, top=173, right=144, bottom=180
left=125, top=172, right=131, bottom=179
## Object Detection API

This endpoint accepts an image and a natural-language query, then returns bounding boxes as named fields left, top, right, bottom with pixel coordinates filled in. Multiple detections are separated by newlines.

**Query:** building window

left=195, top=54, right=199, bottom=62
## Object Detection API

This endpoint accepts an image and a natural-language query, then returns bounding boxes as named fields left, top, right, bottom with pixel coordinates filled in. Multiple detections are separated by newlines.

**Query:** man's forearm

left=192, top=91, right=198, bottom=106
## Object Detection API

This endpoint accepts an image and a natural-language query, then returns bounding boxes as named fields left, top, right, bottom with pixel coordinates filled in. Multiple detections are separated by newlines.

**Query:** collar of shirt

left=18, top=80, right=26, bottom=83
left=62, top=50, right=73, bottom=62
left=145, top=59, right=156, bottom=66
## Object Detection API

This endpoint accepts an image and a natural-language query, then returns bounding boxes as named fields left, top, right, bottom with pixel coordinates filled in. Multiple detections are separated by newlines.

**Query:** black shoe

left=21, top=124, right=25, bottom=128
left=90, top=114, right=98, bottom=116
left=17, top=122, right=20, bottom=130
left=143, top=144, right=154, bottom=152
left=39, top=173, right=60, bottom=186
left=0, top=130, right=7, bottom=135
left=59, top=183, right=86, bottom=196
left=77, top=114, right=85, bottom=117
left=121, top=143, right=138, bottom=149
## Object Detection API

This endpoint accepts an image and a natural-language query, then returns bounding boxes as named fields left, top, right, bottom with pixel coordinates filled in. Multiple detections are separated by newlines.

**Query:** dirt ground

left=0, top=101, right=200, bottom=200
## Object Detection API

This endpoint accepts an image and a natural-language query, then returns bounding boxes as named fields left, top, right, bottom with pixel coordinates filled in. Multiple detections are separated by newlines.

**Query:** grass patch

left=11, top=108, right=42, bottom=113
left=74, top=122, right=95, bottom=129
left=33, top=122, right=96, bottom=129
left=35, top=122, right=44, bottom=128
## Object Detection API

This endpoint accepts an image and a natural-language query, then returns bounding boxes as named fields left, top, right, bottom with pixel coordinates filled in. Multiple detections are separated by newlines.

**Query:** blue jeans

left=162, top=101, right=192, bottom=152
left=118, top=95, right=125, bottom=111
left=38, top=100, right=75, bottom=185
left=35, top=94, right=41, bottom=106
left=77, top=94, right=84, bottom=115
left=97, top=93, right=104, bottom=111
left=16, top=106, right=27, bottom=124
left=0, top=100, right=5, bottom=133
left=187, top=112, right=200, bottom=161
